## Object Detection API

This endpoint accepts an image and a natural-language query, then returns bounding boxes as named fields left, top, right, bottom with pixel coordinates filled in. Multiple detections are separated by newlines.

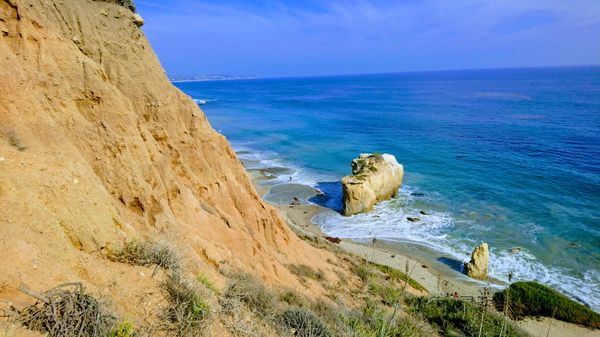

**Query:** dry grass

left=0, top=129, right=27, bottom=151
left=108, top=240, right=180, bottom=273
left=223, top=273, right=277, bottom=318
left=287, top=264, right=325, bottom=282
left=277, top=308, right=331, bottom=337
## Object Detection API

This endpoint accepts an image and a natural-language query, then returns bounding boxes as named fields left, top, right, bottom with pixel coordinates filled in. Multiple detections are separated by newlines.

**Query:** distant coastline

left=169, top=74, right=255, bottom=82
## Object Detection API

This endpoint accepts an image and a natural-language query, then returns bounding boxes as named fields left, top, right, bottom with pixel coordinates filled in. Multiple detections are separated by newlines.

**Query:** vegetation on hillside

left=408, top=297, right=526, bottom=337
left=493, top=281, right=600, bottom=329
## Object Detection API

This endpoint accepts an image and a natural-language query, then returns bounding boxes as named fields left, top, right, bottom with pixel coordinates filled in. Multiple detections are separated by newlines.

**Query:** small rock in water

left=419, top=210, right=429, bottom=215
left=390, top=254, right=396, bottom=258
left=290, top=197, right=301, bottom=206
left=411, top=192, right=425, bottom=197
left=510, top=247, right=522, bottom=254
left=407, top=217, right=420, bottom=222
left=422, top=265, right=428, bottom=268
left=568, top=242, right=580, bottom=248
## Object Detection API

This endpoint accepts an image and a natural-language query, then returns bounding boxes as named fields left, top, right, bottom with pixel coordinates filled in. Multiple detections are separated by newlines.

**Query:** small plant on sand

left=197, top=272, right=219, bottom=294
left=108, top=320, right=136, bottom=337
left=223, top=272, right=277, bottom=317
left=161, top=274, right=210, bottom=336
left=109, top=240, right=180, bottom=272
left=288, top=264, right=325, bottom=282
left=277, top=308, right=331, bottom=337
left=279, top=290, right=307, bottom=307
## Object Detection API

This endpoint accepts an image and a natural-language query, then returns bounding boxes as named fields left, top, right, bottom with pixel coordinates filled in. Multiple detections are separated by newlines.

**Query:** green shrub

left=493, top=281, right=600, bottom=329
left=278, top=308, right=331, bottom=337
left=408, top=297, right=527, bottom=337
left=108, top=321, right=135, bottom=337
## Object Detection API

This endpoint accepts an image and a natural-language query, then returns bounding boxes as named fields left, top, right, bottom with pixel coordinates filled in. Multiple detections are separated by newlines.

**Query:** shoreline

left=248, top=167, right=488, bottom=299
left=247, top=166, right=600, bottom=337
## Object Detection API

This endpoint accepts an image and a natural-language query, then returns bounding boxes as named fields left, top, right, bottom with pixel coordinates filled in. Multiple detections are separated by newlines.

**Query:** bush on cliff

left=493, top=281, right=600, bottom=329
left=408, top=297, right=527, bottom=337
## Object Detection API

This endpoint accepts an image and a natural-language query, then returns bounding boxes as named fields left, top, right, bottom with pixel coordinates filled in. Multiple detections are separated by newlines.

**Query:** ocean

left=175, top=66, right=600, bottom=311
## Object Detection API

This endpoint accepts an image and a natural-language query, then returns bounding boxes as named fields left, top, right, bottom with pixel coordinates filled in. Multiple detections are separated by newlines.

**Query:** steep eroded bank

left=0, top=0, right=340, bottom=320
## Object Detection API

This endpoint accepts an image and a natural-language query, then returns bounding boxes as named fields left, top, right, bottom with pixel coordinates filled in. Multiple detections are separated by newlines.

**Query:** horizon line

left=170, top=63, right=600, bottom=83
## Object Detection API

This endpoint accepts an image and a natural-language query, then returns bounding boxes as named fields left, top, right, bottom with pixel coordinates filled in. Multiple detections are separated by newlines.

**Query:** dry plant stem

left=16, top=282, right=115, bottom=337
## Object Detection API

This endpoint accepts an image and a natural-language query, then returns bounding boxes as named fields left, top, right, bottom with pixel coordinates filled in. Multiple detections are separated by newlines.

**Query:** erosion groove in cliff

left=0, top=0, right=338, bottom=321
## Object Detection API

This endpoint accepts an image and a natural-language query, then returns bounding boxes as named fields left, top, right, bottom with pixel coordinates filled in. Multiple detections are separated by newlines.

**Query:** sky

left=136, top=0, right=600, bottom=78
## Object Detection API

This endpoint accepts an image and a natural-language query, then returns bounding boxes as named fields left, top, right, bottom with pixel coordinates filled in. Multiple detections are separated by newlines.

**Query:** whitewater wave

left=193, top=98, right=218, bottom=105
left=313, top=186, right=600, bottom=311
left=232, top=143, right=333, bottom=188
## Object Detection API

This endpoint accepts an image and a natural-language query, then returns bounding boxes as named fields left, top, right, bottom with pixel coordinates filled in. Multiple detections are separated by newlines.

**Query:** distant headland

left=169, top=74, right=255, bottom=82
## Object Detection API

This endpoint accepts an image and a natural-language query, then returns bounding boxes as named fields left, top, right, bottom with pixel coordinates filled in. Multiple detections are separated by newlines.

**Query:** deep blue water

left=175, top=66, right=600, bottom=310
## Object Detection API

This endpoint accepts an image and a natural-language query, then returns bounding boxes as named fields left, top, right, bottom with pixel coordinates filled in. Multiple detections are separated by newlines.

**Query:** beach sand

left=249, top=168, right=600, bottom=337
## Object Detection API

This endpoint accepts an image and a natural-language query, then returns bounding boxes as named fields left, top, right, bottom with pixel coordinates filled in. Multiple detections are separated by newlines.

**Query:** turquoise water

left=175, top=66, right=600, bottom=310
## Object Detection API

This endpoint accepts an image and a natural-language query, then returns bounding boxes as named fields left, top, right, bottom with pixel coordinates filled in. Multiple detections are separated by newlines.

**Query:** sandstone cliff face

left=341, top=153, right=404, bottom=216
left=0, top=0, right=337, bottom=318
left=465, top=242, right=489, bottom=280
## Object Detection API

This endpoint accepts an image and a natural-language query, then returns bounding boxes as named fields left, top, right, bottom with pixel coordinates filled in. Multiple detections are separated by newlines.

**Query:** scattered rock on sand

left=290, top=197, right=301, bottom=206
left=465, top=242, right=489, bottom=280
left=341, top=153, right=404, bottom=216
left=324, top=236, right=341, bottom=244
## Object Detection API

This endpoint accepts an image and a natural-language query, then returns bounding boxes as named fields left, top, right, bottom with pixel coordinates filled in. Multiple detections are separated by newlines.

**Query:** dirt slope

left=0, top=0, right=338, bottom=319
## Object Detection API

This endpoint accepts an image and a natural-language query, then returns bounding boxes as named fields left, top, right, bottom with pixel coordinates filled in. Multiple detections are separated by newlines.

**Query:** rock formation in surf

left=341, top=153, right=404, bottom=216
left=465, top=242, right=489, bottom=279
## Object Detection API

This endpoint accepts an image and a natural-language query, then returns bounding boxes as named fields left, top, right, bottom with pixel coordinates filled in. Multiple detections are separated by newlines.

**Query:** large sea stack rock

left=465, top=242, right=489, bottom=279
left=341, top=153, right=404, bottom=216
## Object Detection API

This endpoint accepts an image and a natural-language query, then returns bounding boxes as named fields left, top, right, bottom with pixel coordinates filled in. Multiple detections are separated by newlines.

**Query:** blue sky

left=136, top=0, right=600, bottom=77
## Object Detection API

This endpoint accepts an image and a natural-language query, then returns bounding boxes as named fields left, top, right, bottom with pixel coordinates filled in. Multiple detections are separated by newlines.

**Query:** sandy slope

left=0, top=0, right=341, bottom=320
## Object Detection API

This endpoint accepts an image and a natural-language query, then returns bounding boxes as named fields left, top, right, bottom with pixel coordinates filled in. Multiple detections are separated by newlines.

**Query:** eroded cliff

left=0, top=0, right=338, bottom=320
